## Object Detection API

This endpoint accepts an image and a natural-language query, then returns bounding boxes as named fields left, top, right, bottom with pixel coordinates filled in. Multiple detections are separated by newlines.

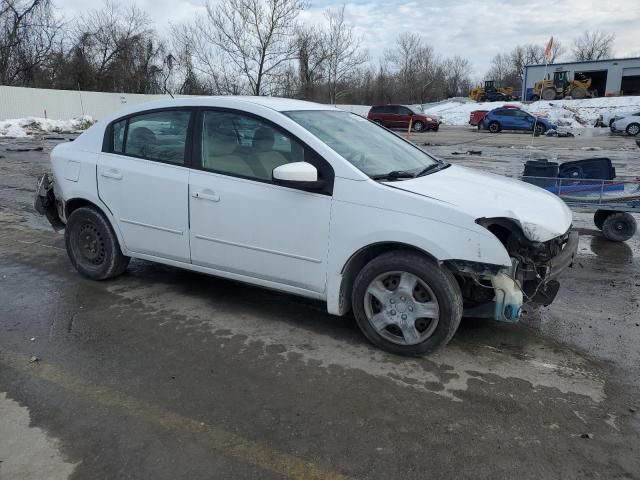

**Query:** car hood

left=387, top=165, right=572, bottom=242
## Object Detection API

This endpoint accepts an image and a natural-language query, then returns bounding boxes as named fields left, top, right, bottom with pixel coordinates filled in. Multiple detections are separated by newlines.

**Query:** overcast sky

left=54, top=0, right=640, bottom=77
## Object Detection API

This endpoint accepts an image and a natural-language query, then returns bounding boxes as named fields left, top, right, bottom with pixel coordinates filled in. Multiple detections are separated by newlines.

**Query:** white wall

left=0, top=86, right=177, bottom=121
left=0, top=85, right=371, bottom=121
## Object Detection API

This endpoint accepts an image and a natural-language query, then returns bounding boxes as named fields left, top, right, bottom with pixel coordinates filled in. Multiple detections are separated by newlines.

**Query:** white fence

left=0, top=85, right=371, bottom=121
left=0, top=86, right=177, bottom=120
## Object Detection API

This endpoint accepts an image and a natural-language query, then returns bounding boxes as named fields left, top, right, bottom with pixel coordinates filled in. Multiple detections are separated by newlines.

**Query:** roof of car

left=122, top=96, right=339, bottom=113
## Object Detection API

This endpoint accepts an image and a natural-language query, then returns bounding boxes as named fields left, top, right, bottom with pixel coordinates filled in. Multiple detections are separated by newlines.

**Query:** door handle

left=192, top=191, right=220, bottom=202
left=101, top=169, right=123, bottom=180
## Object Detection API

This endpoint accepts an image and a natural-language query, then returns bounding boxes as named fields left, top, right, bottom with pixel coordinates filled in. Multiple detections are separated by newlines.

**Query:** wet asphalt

left=1, top=129, right=639, bottom=479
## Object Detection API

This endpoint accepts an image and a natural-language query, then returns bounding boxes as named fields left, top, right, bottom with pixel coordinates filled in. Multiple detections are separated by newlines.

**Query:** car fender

left=326, top=179, right=512, bottom=315
left=50, top=144, right=129, bottom=255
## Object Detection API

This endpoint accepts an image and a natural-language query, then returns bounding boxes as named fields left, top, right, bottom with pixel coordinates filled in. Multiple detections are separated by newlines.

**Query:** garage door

left=622, top=76, right=640, bottom=95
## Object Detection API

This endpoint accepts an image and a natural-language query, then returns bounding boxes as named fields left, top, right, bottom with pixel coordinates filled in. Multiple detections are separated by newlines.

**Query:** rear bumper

left=34, top=173, right=65, bottom=231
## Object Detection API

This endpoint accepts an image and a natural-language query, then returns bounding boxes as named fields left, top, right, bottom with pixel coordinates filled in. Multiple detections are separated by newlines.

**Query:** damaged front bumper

left=34, top=173, right=65, bottom=231
left=449, top=229, right=579, bottom=322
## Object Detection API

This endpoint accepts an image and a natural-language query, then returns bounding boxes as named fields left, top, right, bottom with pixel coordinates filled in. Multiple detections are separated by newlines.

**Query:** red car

left=469, top=110, right=489, bottom=128
left=368, top=105, right=440, bottom=132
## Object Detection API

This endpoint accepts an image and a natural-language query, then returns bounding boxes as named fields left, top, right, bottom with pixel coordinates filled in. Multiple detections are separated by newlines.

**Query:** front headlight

left=426, top=117, right=433, bottom=122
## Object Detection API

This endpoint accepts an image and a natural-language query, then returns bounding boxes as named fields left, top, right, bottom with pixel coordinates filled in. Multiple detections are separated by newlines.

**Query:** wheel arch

left=64, top=197, right=127, bottom=254
left=65, top=197, right=108, bottom=219
left=336, top=242, right=439, bottom=316
left=626, top=122, right=640, bottom=135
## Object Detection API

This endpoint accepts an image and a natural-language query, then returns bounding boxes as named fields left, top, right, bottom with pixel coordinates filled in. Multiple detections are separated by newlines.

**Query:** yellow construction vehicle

left=469, top=80, right=514, bottom=102
left=531, top=71, right=595, bottom=101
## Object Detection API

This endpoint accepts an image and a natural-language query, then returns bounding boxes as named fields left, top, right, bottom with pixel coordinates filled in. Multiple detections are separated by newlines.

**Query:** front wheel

left=626, top=123, right=640, bottom=136
left=352, top=251, right=463, bottom=356
left=601, top=212, right=637, bottom=242
left=594, top=209, right=613, bottom=230
left=65, top=206, right=130, bottom=280
left=412, top=121, right=425, bottom=132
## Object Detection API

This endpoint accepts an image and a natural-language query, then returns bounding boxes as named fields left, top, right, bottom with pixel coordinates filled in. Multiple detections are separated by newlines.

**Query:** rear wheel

left=601, top=212, right=637, bottom=242
left=65, top=206, right=130, bottom=280
left=534, top=124, right=546, bottom=135
left=626, top=123, right=640, bottom=136
left=488, top=121, right=501, bottom=133
left=352, top=251, right=463, bottom=356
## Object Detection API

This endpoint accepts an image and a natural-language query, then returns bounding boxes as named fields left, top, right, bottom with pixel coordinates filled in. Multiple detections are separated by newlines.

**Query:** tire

left=571, top=88, right=587, bottom=99
left=65, top=206, right=130, bottom=280
left=541, top=88, right=557, bottom=100
left=488, top=121, right=501, bottom=133
left=412, top=121, right=425, bottom=132
left=594, top=209, right=613, bottom=230
left=534, top=124, right=546, bottom=135
left=601, top=212, right=637, bottom=242
left=351, top=251, right=463, bottom=356
left=626, top=123, right=640, bottom=136
left=530, top=95, right=540, bottom=101
left=374, top=119, right=383, bottom=126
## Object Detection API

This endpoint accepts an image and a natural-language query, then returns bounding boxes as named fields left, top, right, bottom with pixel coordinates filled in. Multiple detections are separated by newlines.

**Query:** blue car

left=481, top=107, right=556, bottom=134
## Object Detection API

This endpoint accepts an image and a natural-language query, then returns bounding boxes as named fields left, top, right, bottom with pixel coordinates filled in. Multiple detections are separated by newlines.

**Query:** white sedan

left=610, top=112, right=640, bottom=136
left=35, top=96, right=578, bottom=355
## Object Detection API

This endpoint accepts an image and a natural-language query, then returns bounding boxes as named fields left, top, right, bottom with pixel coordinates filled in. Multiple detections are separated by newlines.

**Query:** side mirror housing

left=273, top=162, right=325, bottom=190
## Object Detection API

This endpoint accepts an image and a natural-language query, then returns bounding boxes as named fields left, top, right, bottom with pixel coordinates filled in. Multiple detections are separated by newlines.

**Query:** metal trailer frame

left=521, top=176, right=640, bottom=242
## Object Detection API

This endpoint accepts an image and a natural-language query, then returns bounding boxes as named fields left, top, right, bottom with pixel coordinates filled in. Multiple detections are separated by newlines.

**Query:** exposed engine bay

left=448, top=218, right=579, bottom=322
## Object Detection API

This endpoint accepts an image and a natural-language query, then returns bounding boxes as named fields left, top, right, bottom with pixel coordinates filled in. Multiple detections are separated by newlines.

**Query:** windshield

left=285, top=110, right=439, bottom=178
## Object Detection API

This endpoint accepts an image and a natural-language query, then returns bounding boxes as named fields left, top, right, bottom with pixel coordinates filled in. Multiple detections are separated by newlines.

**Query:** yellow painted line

left=0, top=349, right=353, bottom=480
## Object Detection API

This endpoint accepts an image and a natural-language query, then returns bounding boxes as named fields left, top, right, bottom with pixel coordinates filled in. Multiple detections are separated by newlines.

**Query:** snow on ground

left=422, top=96, right=640, bottom=128
left=0, top=116, right=95, bottom=137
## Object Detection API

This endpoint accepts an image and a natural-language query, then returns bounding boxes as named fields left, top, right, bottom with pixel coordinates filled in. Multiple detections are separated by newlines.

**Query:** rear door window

left=113, top=110, right=192, bottom=165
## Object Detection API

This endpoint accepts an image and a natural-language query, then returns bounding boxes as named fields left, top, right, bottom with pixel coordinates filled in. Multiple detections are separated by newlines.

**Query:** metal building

left=522, top=57, right=640, bottom=100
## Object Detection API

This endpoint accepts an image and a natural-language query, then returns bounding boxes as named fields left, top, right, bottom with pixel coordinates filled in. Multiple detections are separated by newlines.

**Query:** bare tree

left=295, top=25, right=328, bottom=100
left=486, top=52, right=513, bottom=85
left=324, top=4, right=368, bottom=104
left=572, top=30, right=615, bottom=61
left=442, top=55, right=471, bottom=98
left=73, top=1, right=156, bottom=91
left=169, top=22, right=236, bottom=95
left=202, top=0, right=305, bottom=96
left=0, top=0, right=62, bottom=85
left=384, top=33, right=438, bottom=103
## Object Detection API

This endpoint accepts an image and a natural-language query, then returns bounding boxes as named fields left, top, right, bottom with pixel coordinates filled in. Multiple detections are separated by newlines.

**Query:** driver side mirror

left=273, top=162, right=326, bottom=190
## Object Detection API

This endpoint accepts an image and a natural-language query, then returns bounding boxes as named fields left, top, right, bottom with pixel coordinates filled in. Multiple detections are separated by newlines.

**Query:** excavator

left=469, top=80, right=514, bottom=102
left=531, top=71, right=595, bottom=101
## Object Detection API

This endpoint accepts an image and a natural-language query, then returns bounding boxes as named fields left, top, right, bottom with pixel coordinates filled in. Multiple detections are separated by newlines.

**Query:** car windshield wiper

left=415, top=162, right=448, bottom=177
left=370, top=170, right=416, bottom=181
